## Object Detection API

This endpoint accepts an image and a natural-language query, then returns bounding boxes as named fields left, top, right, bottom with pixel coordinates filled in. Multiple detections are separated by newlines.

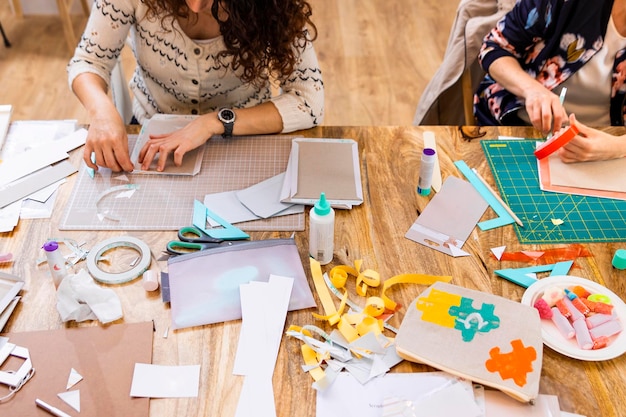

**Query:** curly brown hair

left=144, top=0, right=317, bottom=85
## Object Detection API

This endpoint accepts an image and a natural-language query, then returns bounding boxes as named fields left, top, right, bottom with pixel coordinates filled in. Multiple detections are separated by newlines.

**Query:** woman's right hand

left=524, top=87, right=568, bottom=135
left=83, top=108, right=134, bottom=172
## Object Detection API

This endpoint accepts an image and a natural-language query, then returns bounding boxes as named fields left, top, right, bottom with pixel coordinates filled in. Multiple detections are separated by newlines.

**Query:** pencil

left=472, top=168, right=525, bottom=228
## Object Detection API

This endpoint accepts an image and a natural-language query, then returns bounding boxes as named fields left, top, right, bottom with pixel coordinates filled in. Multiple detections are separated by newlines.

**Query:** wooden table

left=1, top=125, right=625, bottom=417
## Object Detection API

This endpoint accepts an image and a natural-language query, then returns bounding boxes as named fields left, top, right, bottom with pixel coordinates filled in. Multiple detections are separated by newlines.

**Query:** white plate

left=521, top=275, right=626, bottom=361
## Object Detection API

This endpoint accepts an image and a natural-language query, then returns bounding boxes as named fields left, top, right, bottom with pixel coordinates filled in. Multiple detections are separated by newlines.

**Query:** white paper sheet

left=316, top=372, right=482, bottom=417
left=130, top=363, right=200, bottom=398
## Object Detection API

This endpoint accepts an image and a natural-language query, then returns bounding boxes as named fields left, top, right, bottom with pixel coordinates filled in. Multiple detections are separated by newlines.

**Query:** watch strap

left=218, top=108, right=235, bottom=138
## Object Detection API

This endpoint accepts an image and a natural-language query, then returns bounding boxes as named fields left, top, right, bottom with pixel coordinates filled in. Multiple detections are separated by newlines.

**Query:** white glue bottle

left=309, top=192, right=335, bottom=265
left=43, top=240, right=68, bottom=288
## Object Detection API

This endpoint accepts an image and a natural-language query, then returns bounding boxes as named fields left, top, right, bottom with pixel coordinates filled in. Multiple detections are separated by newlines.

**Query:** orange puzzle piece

left=485, top=339, right=537, bottom=387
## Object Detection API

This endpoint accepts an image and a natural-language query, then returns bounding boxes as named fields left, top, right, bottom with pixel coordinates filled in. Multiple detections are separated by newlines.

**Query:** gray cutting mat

left=59, top=135, right=304, bottom=231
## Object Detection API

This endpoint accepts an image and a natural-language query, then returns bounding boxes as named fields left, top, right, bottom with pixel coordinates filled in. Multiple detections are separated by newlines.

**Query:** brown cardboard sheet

left=0, top=321, right=152, bottom=417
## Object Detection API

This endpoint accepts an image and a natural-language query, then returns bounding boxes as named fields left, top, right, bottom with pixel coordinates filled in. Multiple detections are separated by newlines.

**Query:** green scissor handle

left=177, top=226, right=222, bottom=243
left=166, top=240, right=218, bottom=256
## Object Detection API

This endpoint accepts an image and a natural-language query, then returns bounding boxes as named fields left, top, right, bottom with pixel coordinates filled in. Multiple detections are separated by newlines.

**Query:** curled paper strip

left=290, top=259, right=452, bottom=388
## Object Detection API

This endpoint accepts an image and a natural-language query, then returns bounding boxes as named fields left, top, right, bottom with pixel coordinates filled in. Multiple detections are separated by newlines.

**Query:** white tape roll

left=142, top=270, right=159, bottom=291
left=87, top=236, right=152, bottom=284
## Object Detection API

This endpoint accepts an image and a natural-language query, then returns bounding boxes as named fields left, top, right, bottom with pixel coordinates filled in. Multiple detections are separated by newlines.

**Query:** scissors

left=165, top=226, right=241, bottom=256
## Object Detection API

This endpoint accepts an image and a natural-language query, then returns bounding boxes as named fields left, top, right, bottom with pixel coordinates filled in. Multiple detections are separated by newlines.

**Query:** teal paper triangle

left=494, top=260, right=574, bottom=288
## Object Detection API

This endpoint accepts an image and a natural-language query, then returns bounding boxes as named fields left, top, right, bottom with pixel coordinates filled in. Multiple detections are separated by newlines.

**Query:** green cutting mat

left=481, top=139, right=626, bottom=244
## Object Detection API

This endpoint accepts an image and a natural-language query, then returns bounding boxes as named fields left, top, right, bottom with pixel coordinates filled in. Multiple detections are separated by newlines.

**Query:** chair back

left=413, top=0, right=516, bottom=126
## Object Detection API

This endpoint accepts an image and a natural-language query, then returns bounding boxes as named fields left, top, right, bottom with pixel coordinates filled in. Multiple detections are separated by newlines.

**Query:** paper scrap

left=130, top=363, right=200, bottom=398
left=521, top=251, right=544, bottom=260
left=317, top=372, right=482, bottom=417
left=405, top=176, right=488, bottom=257
left=233, top=276, right=294, bottom=417
left=491, top=246, right=506, bottom=260
left=66, top=368, right=83, bottom=389
left=551, top=218, right=564, bottom=226
left=58, top=390, right=80, bottom=412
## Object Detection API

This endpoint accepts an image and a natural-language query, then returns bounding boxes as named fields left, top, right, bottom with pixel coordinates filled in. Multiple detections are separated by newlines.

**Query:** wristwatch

left=217, top=108, right=236, bottom=138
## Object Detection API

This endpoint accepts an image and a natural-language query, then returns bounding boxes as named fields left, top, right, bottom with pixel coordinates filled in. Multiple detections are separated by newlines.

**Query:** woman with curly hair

left=68, top=0, right=324, bottom=172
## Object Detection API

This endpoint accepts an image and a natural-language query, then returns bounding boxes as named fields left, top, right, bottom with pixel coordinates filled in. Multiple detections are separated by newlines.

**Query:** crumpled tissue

left=56, top=269, right=123, bottom=324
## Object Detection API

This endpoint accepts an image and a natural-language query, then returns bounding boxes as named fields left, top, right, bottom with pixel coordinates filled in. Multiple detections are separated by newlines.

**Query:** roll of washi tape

left=142, top=270, right=159, bottom=291
left=87, top=236, right=152, bottom=284
left=612, top=249, right=626, bottom=270
left=534, top=124, right=579, bottom=160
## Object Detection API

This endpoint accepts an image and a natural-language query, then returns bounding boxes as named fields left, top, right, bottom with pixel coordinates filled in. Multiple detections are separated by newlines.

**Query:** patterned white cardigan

left=67, top=0, right=324, bottom=131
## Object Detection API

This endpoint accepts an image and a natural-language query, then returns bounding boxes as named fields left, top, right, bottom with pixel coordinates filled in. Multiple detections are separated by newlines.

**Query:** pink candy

left=540, top=286, right=623, bottom=351
left=550, top=307, right=575, bottom=339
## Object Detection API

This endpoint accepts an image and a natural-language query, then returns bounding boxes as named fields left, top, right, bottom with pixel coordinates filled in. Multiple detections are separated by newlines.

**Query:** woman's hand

left=84, top=108, right=134, bottom=172
left=138, top=115, right=215, bottom=171
left=559, top=114, right=626, bottom=162
left=524, top=87, right=568, bottom=135
left=72, top=72, right=135, bottom=172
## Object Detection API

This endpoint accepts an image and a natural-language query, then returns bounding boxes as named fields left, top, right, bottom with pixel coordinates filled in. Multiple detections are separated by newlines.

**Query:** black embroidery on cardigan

left=98, top=0, right=135, bottom=25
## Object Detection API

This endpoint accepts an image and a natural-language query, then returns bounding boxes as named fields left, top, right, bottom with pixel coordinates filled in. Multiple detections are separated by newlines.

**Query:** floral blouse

left=475, top=0, right=626, bottom=126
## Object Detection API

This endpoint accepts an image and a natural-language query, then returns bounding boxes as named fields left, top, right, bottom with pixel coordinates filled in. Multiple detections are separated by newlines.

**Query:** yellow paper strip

left=310, top=258, right=339, bottom=320
left=382, top=273, right=452, bottom=311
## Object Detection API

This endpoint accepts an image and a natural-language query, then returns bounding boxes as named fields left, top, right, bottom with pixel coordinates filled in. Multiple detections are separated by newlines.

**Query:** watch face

left=219, top=108, right=235, bottom=123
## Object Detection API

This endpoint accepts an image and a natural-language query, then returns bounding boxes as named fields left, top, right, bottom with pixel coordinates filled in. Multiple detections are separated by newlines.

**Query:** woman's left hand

left=558, top=114, right=626, bottom=163
left=138, top=116, right=216, bottom=171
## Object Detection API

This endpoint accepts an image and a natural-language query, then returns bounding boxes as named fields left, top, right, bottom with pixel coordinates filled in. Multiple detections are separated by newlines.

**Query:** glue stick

left=309, top=192, right=335, bottom=265
left=43, top=240, right=68, bottom=288
left=417, top=148, right=436, bottom=196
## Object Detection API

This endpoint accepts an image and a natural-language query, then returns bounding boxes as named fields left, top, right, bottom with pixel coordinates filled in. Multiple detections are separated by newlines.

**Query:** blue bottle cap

left=314, top=192, right=331, bottom=216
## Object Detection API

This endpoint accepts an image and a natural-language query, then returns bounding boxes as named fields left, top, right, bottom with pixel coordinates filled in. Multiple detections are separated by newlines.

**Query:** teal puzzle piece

left=449, top=297, right=501, bottom=342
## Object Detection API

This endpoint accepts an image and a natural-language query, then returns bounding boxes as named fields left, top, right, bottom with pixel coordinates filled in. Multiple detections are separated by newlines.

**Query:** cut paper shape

left=521, top=251, right=544, bottom=260
left=454, top=160, right=516, bottom=230
left=1, top=322, right=152, bottom=416
left=66, top=368, right=83, bottom=390
left=280, top=138, right=364, bottom=209
left=491, top=246, right=506, bottom=261
left=405, top=176, right=488, bottom=257
left=449, top=244, right=470, bottom=257
left=551, top=218, right=564, bottom=226
left=192, top=199, right=249, bottom=240
left=203, top=188, right=302, bottom=226
left=235, top=172, right=299, bottom=218
left=233, top=276, right=293, bottom=417
left=0, top=160, right=77, bottom=210
left=58, top=390, right=80, bottom=412
left=0, top=344, right=32, bottom=387
left=129, top=114, right=203, bottom=175
left=494, top=261, right=574, bottom=289
left=539, top=144, right=626, bottom=200
left=317, top=372, right=483, bottom=417
left=130, top=364, right=200, bottom=398
left=497, top=245, right=591, bottom=263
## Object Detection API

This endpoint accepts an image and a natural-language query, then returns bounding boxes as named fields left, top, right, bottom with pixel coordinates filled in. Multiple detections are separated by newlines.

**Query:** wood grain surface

left=1, top=125, right=625, bottom=417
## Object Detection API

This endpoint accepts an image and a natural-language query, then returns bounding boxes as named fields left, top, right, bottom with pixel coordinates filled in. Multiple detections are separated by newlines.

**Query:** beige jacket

left=413, top=0, right=516, bottom=125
